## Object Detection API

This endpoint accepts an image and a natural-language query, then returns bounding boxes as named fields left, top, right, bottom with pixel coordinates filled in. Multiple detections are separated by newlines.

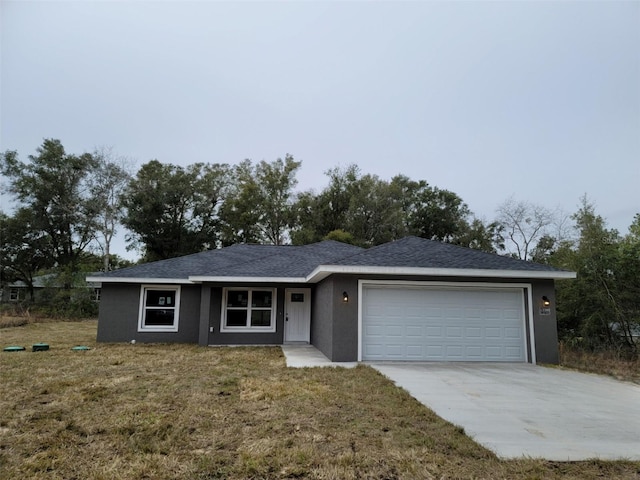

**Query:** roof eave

left=188, top=276, right=307, bottom=284
left=85, top=276, right=194, bottom=284
left=88, top=267, right=576, bottom=285
left=305, top=265, right=577, bottom=283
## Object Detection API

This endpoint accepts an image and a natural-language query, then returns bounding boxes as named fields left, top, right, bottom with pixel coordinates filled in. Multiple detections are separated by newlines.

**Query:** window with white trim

left=9, top=288, right=20, bottom=302
left=138, top=286, right=181, bottom=332
left=91, top=288, right=101, bottom=302
left=222, top=288, right=276, bottom=331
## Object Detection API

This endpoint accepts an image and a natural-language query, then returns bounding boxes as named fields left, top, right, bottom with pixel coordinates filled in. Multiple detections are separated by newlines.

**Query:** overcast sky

left=1, top=0, right=639, bottom=259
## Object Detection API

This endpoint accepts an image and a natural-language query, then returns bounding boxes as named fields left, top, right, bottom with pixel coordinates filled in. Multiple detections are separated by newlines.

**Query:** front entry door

left=284, top=288, right=311, bottom=343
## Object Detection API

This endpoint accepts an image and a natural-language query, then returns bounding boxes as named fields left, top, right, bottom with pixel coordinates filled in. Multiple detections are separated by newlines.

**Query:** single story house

left=1, top=274, right=101, bottom=303
left=87, top=236, right=576, bottom=364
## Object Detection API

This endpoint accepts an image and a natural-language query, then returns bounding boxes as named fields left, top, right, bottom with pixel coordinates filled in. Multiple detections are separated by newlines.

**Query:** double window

left=138, top=286, right=181, bottom=332
left=222, top=288, right=276, bottom=332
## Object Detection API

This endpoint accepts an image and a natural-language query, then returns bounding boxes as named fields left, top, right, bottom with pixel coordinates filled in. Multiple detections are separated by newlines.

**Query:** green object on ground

left=3, top=346, right=26, bottom=352
left=32, top=343, right=50, bottom=352
left=71, top=346, right=91, bottom=351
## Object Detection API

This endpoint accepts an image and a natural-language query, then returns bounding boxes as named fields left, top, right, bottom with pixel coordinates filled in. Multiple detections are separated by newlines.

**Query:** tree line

left=1, top=139, right=638, bottom=353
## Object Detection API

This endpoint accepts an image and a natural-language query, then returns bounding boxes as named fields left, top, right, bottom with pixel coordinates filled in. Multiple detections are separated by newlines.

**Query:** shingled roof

left=329, top=236, right=568, bottom=272
left=90, top=241, right=364, bottom=281
left=88, top=236, right=574, bottom=284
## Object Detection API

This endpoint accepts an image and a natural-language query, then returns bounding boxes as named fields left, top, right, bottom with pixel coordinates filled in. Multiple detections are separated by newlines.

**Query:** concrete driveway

left=370, top=363, right=640, bottom=461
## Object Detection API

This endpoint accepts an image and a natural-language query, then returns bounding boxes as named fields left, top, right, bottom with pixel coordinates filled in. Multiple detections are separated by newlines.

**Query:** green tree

left=292, top=165, right=403, bottom=247
left=220, top=155, right=301, bottom=245
left=254, top=155, right=301, bottom=245
left=346, top=173, right=404, bottom=246
left=122, top=160, right=230, bottom=261
left=529, top=234, right=557, bottom=264
left=0, top=209, right=53, bottom=300
left=453, top=217, right=504, bottom=253
left=323, top=229, right=356, bottom=245
left=289, top=191, right=321, bottom=245
left=614, top=214, right=640, bottom=347
left=1, top=139, right=98, bottom=277
left=409, top=185, right=471, bottom=243
left=290, top=165, right=361, bottom=245
left=218, top=160, right=263, bottom=245
left=550, top=197, right=637, bottom=350
left=291, top=165, right=495, bottom=250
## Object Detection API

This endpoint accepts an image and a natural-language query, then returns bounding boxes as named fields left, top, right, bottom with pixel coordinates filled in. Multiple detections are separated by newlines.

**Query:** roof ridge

left=390, top=235, right=567, bottom=271
left=418, top=236, right=568, bottom=271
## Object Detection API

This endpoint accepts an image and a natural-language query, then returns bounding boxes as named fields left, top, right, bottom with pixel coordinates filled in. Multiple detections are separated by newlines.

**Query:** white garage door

left=362, top=285, right=527, bottom=362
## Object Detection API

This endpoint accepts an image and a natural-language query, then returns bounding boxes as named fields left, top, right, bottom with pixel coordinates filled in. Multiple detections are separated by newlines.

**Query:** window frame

left=91, top=287, right=101, bottom=302
left=221, top=287, right=277, bottom=333
left=138, top=285, right=181, bottom=332
left=9, top=288, right=20, bottom=302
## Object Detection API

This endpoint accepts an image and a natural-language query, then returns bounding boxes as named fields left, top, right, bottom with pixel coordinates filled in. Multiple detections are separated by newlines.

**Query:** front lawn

left=1, top=321, right=638, bottom=479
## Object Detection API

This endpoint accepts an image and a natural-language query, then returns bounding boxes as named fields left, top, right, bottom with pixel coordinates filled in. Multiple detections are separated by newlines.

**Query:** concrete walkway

left=281, top=344, right=357, bottom=368
left=371, top=362, right=640, bottom=461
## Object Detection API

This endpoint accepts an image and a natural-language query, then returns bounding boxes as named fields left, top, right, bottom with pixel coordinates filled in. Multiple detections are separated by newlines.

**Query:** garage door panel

left=465, top=346, right=483, bottom=358
left=406, top=306, right=424, bottom=317
left=405, top=325, right=423, bottom=337
left=365, top=303, right=385, bottom=316
left=425, top=345, right=443, bottom=357
left=445, top=326, right=463, bottom=338
left=362, top=286, right=526, bottom=362
left=466, top=327, right=482, bottom=338
left=365, top=343, right=384, bottom=357
left=386, top=325, right=403, bottom=337
left=445, top=345, right=464, bottom=358
left=425, top=326, right=443, bottom=338
left=385, top=344, right=405, bottom=357
left=505, top=346, right=523, bottom=358
left=505, top=327, right=522, bottom=339
left=485, top=327, right=501, bottom=338
left=366, top=324, right=385, bottom=335
left=406, top=345, right=424, bottom=357
left=465, top=308, right=482, bottom=319
left=485, top=346, right=503, bottom=357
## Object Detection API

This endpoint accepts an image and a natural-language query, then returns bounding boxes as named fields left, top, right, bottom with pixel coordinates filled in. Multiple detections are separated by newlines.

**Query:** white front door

left=284, top=288, right=311, bottom=343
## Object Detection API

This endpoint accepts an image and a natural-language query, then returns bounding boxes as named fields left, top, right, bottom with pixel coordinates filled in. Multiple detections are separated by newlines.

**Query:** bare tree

left=495, top=196, right=566, bottom=261
left=89, top=147, right=133, bottom=271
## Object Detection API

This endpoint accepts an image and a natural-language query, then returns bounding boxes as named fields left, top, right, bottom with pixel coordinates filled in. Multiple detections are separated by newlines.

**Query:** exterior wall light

left=539, top=295, right=552, bottom=316
left=342, top=291, right=349, bottom=303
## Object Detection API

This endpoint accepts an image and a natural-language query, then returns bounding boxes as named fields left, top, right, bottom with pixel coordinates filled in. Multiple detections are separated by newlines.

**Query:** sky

left=1, top=0, right=639, bottom=260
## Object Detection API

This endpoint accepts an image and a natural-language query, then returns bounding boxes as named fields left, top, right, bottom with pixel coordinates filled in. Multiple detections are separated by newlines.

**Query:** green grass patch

left=1, top=321, right=638, bottom=479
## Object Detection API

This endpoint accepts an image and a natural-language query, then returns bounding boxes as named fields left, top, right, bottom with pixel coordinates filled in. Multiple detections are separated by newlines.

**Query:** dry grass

left=1, top=322, right=639, bottom=479
left=0, top=316, right=30, bottom=328
left=0, top=314, right=68, bottom=329
left=559, top=344, right=640, bottom=385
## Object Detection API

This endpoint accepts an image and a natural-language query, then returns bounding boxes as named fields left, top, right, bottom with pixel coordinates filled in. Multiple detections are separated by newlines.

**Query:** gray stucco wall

left=329, top=276, right=360, bottom=362
left=98, top=283, right=304, bottom=346
left=314, top=274, right=560, bottom=364
left=310, top=276, right=359, bottom=362
left=97, top=283, right=200, bottom=343
left=96, top=275, right=561, bottom=364
left=311, top=278, right=334, bottom=360
left=530, top=280, right=559, bottom=364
